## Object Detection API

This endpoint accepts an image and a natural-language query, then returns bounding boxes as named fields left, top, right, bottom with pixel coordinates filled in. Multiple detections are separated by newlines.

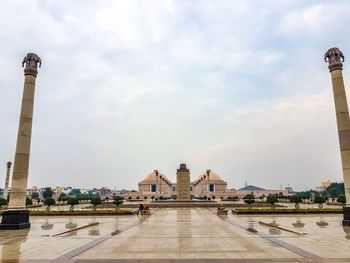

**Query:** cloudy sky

left=1, top=0, right=350, bottom=191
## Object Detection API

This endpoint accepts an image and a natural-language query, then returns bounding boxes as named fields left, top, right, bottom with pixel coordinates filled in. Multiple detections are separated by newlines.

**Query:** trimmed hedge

left=0, top=209, right=134, bottom=216
left=233, top=208, right=342, bottom=214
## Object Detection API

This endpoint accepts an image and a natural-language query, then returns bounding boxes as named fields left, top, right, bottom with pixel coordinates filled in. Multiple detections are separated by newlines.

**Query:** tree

left=31, top=192, right=39, bottom=200
left=136, top=196, right=140, bottom=200
left=42, top=187, right=53, bottom=199
left=26, top=197, right=33, bottom=207
left=144, top=196, right=148, bottom=202
left=221, top=196, right=224, bottom=200
left=212, top=196, right=216, bottom=201
left=0, top=198, right=8, bottom=207
left=44, top=198, right=55, bottom=211
left=67, top=197, right=79, bottom=211
left=314, top=195, right=326, bottom=209
left=290, top=195, right=302, bottom=209
left=128, top=196, right=132, bottom=200
left=151, top=196, right=155, bottom=201
left=338, top=195, right=346, bottom=206
left=113, top=196, right=124, bottom=209
left=266, top=195, right=278, bottom=209
left=90, top=197, right=101, bottom=211
left=243, top=194, right=255, bottom=208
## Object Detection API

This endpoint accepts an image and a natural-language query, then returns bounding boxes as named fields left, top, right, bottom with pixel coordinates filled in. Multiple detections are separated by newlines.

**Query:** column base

left=0, top=210, right=30, bottom=230
left=343, top=206, right=350, bottom=226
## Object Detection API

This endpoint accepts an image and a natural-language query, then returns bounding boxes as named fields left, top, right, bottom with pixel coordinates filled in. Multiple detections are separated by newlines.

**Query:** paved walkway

left=0, top=208, right=350, bottom=262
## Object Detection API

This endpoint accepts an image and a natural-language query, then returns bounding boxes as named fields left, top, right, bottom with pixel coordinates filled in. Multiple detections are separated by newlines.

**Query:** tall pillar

left=0, top=53, right=41, bottom=230
left=324, top=47, right=350, bottom=226
left=3, top=162, right=12, bottom=199
left=176, top=163, right=190, bottom=200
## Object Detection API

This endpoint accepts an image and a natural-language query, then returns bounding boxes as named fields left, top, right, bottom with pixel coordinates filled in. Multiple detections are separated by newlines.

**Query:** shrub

left=128, top=196, right=132, bottom=200
left=44, top=198, right=55, bottom=211
left=0, top=198, right=8, bottom=207
left=67, top=197, right=79, bottom=211
left=243, top=194, right=255, bottom=208
left=136, top=196, right=140, bottom=200
left=26, top=197, right=33, bottom=206
left=266, top=195, right=278, bottom=208
left=151, top=196, right=155, bottom=201
left=290, top=195, right=302, bottom=209
left=144, top=196, right=148, bottom=201
left=90, top=197, right=101, bottom=211
left=212, top=196, right=216, bottom=200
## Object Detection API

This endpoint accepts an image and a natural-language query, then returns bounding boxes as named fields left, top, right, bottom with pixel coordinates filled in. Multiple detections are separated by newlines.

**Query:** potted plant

left=44, top=197, right=55, bottom=211
left=113, top=196, right=124, bottom=209
left=314, top=195, right=326, bottom=209
left=337, top=195, right=346, bottom=207
left=266, top=194, right=278, bottom=209
left=243, top=194, right=255, bottom=208
left=289, top=195, right=302, bottom=209
left=90, top=196, right=101, bottom=211
left=67, top=197, right=79, bottom=211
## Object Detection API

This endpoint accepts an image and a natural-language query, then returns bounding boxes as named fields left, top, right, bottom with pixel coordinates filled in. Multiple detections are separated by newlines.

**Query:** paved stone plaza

left=0, top=208, right=350, bottom=262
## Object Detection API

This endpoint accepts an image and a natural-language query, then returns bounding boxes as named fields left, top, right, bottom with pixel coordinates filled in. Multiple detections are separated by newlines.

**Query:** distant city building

left=316, top=181, right=335, bottom=192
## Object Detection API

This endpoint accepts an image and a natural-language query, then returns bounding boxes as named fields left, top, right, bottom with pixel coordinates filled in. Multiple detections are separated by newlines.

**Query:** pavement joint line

left=56, top=213, right=152, bottom=261
left=207, top=208, right=321, bottom=259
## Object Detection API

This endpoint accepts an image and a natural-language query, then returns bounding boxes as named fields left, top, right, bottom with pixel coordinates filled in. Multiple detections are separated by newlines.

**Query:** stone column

left=325, top=47, right=350, bottom=226
left=176, top=163, right=190, bottom=200
left=0, top=53, right=41, bottom=230
left=3, top=162, right=12, bottom=199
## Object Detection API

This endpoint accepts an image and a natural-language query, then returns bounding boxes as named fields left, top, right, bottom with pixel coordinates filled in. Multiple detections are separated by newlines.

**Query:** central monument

left=176, top=163, right=191, bottom=200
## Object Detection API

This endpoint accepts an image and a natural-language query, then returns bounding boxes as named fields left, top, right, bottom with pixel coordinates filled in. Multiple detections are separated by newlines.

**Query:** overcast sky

left=1, top=0, right=350, bottom=191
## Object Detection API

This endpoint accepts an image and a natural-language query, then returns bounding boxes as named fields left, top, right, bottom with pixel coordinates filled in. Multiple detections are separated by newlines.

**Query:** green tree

left=26, top=197, right=33, bottom=207
left=212, top=196, right=216, bottom=201
left=266, top=195, right=278, bottom=209
left=113, top=196, right=124, bottom=209
left=128, top=196, right=132, bottom=200
left=90, top=197, right=101, bottom=211
left=314, top=195, right=326, bottom=209
left=290, top=195, right=302, bottom=209
left=243, top=194, right=255, bottom=208
left=151, top=196, right=155, bottom=201
left=31, top=192, right=39, bottom=200
left=337, top=195, right=346, bottom=206
left=0, top=198, right=8, bottom=207
left=136, top=196, right=140, bottom=200
left=44, top=198, right=55, bottom=211
left=42, top=187, right=53, bottom=199
left=144, top=196, right=148, bottom=202
left=67, top=197, right=79, bottom=211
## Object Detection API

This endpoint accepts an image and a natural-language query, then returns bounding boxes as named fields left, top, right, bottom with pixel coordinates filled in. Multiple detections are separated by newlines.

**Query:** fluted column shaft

left=331, top=69, right=350, bottom=204
left=8, top=75, right=37, bottom=210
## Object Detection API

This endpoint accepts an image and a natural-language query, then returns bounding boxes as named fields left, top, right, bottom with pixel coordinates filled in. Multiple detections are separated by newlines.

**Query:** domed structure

left=192, top=170, right=227, bottom=197
left=138, top=170, right=173, bottom=195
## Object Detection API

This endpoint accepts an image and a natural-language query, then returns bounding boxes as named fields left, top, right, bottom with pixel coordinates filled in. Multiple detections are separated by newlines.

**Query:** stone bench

left=140, top=210, right=151, bottom=215
left=217, top=209, right=228, bottom=215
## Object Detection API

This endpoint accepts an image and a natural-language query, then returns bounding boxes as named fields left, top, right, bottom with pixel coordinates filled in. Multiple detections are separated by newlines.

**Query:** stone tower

left=0, top=53, right=41, bottom=230
left=324, top=47, right=350, bottom=226
left=176, top=163, right=191, bottom=200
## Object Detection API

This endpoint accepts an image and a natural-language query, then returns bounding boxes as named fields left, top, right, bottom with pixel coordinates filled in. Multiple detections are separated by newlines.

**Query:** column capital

left=6, top=161, right=12, bottom=168
left=325, top=47, right=344, bottom=72
left=22, top=53, right=41, bottom=77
